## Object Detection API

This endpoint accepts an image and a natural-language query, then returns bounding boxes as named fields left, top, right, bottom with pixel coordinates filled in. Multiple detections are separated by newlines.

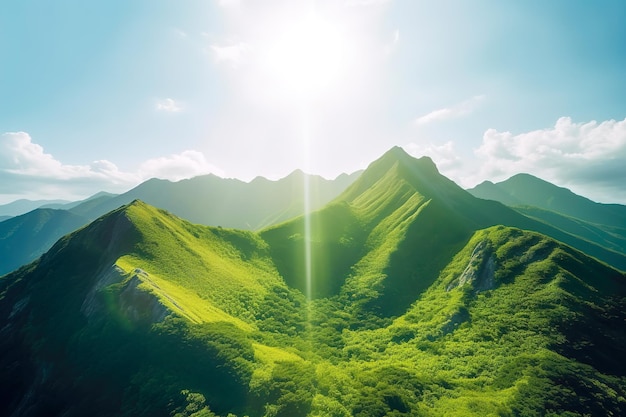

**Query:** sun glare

left=264, top=16, right=349, bottom=98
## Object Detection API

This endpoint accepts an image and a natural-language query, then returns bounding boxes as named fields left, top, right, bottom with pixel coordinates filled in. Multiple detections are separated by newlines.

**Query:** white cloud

left=405, top=141, right=462, bottom=172
left=139, top=150, right=224, bottom=181
left=155, top=98, right=183, bottom=112
left=0, top=132, right=223, bottom=203
left=209, top=42, right=249, bottom=67
left=474, top=116, right=626, bottom=203
left=415, top=95, right=485, bottom=126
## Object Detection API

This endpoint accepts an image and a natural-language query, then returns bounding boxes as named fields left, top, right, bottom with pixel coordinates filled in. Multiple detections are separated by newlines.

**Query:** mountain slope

left=0, top=208, right=89, bottom=276
left=74, top=171, right=360, bottom=230
left=0, top=200, right=304, bottom=417
left=262, top=147, right=626, bottom=319
left=0, top=172, right=357, bottom=277
left=1, top=198, right=625, bottom=416
left=469, top=173, right=626, bottom=228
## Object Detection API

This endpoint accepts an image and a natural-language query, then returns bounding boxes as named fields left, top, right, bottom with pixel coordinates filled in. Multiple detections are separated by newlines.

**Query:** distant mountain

left=0, top=198, right=70, bottom=217
left=469, top=173, right=626, bottom=228
left=2, top=172, right=625, bottom=415
left=0, top=173, right=358, bottom=277
left=262, top=147, right=626, bottom=317
left=73, top=170, right=361, bottom=230
left=0, top=208, right=89, bottom=276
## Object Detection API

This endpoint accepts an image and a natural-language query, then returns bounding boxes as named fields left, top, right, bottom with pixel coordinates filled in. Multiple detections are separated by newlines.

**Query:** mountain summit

left=2, top=147, right=626, bottom=416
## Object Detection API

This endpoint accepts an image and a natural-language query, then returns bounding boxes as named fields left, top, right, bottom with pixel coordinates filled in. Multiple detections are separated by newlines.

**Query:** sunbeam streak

left=301, top=106, right=313, bottom=305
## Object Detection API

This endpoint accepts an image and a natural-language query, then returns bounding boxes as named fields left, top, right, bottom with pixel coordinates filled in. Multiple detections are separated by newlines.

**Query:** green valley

left=1, top=148, right=625, bottom=417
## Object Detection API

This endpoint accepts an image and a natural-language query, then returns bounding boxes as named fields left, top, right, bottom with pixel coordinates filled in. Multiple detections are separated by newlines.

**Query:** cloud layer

left=0, top=132, right=222, bottom=203
left=475, top=116, right=626, bottom=203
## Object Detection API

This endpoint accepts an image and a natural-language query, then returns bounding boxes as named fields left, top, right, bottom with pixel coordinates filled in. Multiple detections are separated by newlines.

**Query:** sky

left=1, top=0, right=626, bottom=204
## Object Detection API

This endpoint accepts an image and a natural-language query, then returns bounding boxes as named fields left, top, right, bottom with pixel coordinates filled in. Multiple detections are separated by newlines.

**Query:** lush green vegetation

left=1, top=149, right=626, bottom=417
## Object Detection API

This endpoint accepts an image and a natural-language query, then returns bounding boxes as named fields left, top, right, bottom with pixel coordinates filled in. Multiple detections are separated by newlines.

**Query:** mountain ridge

left=2, top=147, right=626, bottom=416
left=469, top=173, right=626, bottom=228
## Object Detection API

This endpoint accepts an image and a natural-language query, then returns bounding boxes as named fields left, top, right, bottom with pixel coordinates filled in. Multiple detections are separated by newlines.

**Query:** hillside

left=1, top=148, right=626, bottom=416
left=73, top=170, right=360, bottom=230
left=261, top=147, right=626, bottom=318
left=469, top=173, right=626, bottom=228
left=0, top=208, right=89, bottom=276
left=1, top=198, right=625, bottom=416
left=0, top=172, right=357, bottom=278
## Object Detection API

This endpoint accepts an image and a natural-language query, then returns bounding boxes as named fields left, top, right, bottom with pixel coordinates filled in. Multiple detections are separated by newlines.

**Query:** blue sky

left=1, top=0, right=626, bottom=203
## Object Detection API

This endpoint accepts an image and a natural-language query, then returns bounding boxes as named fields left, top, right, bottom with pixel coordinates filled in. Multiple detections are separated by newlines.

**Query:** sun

left=263, top=15, right=349, bottom=99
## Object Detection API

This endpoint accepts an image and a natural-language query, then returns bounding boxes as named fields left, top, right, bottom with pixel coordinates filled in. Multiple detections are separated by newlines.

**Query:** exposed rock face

left=118, top=271, right=169, bottom=325
left=81, top=264, right=169, bottom=325
left=447, top=240, right=496, bottom=292
left=81, top=264, right=127, bottom=318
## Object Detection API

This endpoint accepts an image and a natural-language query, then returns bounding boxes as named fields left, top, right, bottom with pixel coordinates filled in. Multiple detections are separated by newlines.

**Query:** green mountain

left=1, top=148, right=626, bottom=416
left=468, top=174, right=626, bottom=258
left=0, top=208, right=89, bottom=276
left=74, top=170, right=360, bottom=230
left=0, top=172, right=356, bottom=278
left=261, top=148, right=626, bottom=316
left=469, top=173, right=626, bottom=228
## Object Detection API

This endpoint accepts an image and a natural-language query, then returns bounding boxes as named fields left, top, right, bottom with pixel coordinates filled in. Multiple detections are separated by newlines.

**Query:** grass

left=3, top=150, right=626, bottom=417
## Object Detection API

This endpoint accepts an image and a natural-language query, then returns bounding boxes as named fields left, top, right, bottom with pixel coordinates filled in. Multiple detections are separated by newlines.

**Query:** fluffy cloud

left=139, top=150, right=224, bottom=181
left=415, top=95, right=485, bottom=126
left=155, top=98, right=183, bottom=112
left=0, top=132, right=222, bottom=203
left=209, top=42, right=249, bottom=67
left=406, top=141, right=462, bottom=172
left=475, top=116, right=626, bottom=203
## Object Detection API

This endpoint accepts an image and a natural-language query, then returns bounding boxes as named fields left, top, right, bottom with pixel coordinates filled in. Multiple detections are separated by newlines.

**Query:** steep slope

left=340, top=225, right=626, bottom=416
left=0, top=208, right=89, bottom=276
left=0, top=200, right=305, bottom=417
left=262, top=147, right=626, bottom=318
left=0, top=172, right=357, bottom=277
left=515, top=205, right=626, bottom=254
left=0, top=195, right=118, bottom=277
left=2, top=200, right=625, bottom=416
left=469, top=173, right=626, bottom=228
left=75, top=170, right=360, bottom=230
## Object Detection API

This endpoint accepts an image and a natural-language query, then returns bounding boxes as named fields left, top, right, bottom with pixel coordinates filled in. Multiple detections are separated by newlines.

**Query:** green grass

left=3, top=150, right=626, bottom=417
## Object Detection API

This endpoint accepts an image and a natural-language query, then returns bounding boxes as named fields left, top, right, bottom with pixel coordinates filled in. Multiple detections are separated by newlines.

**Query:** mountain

left=261, top=147, right=626, bottom=316
left=0, top=173, right=356, bottom=277
left=0, top=194, right=117, bottom=277
left=1, top=148, right=626, bottom=416
left=469, top=173, right=626, bottom=228
left=0, top=208, right=89, bottom=276
left=0, top=198, right=71, bottom=217
left=73, top=171, right=360, bottom=230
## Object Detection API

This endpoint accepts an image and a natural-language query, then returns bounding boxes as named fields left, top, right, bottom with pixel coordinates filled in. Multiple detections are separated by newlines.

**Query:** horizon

left=0, top=147, right=615, bottom=208
left=2, top=1, right=626, bottom=204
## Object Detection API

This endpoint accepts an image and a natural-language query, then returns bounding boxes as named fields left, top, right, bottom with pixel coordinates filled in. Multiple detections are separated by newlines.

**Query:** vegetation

left=1, top=148, right=626, bottom=416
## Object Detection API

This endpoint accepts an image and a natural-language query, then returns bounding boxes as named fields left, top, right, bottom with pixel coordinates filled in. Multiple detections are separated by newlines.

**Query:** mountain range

left=1, top=147, right=625, bottom=416
left=0, top=171, right=359, bottom=276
